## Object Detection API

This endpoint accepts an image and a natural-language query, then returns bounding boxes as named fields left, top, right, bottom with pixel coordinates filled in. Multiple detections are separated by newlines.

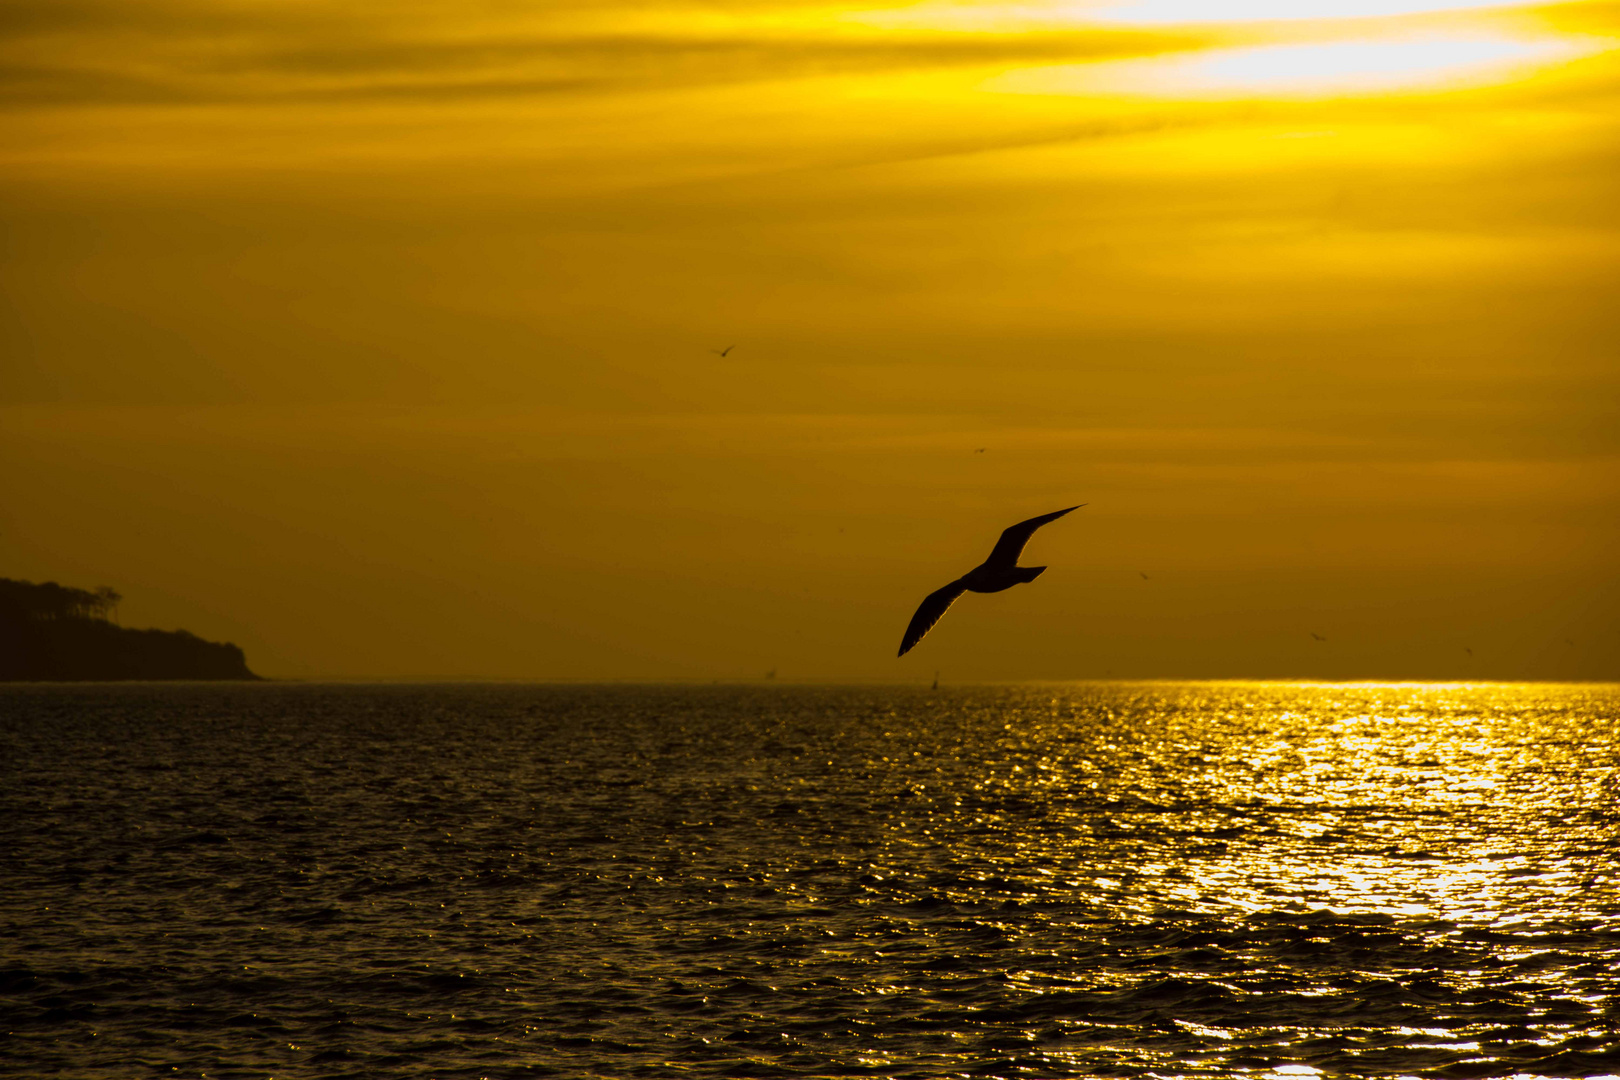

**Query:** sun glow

left=991, top=34, right=1589, bottom=96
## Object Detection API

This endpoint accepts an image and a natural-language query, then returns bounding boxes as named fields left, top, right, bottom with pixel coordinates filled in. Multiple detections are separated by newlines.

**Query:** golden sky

left=2, top=0, right=1617, bottom=680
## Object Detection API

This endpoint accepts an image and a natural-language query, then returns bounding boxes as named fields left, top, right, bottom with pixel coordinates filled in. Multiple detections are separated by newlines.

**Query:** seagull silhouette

left=897, top=505, right=1082, bottom=656
left=1310, top=632, right=1327, bottom=642
left=711, top=345, right=735, bottom=357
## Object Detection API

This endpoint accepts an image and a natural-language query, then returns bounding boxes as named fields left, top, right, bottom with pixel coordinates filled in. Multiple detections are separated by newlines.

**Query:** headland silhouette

left=0, top=577, right=258, bottom=681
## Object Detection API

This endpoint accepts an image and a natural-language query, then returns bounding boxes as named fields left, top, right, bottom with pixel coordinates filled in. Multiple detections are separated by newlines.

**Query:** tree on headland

left=0, top=578, right=121, bottom=621
left=94, top=586, right=122, bottom=623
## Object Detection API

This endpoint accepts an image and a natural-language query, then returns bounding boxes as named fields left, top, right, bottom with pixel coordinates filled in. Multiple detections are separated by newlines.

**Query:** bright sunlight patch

left=990, top=34, right=1589, bottom=97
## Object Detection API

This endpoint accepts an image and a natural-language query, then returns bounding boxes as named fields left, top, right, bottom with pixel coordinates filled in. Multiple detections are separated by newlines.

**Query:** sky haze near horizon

left=2, top=0, right=1617, bottom=680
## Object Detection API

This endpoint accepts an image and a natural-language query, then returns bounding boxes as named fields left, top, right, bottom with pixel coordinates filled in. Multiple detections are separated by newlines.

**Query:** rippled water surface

left=2, top=682, right=1618, bottom=1079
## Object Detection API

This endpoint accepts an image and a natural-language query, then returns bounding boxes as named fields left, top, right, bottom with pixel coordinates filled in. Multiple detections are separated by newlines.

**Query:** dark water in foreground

left=2, top=683, right=1617, bottom=1079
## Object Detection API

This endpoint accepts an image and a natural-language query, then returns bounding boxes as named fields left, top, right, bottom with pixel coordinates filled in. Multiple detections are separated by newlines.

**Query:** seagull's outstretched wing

left=984, top=505, right=1084, bottom=570
left=898, top=579, right=969, bottom=656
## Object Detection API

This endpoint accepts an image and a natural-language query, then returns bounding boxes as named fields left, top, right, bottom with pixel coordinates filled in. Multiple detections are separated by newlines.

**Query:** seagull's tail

left=1016, top=566, right=1047, bottom=584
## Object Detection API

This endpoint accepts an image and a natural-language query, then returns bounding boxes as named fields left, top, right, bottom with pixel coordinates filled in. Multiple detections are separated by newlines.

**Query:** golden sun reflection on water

left=994, top=682, right=1617, bottom=927
left=4, top=683, right=1615, bottom=1077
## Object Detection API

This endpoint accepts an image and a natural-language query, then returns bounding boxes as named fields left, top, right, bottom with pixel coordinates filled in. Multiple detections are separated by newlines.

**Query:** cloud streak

left=0, top=0, right=1206, bottom=107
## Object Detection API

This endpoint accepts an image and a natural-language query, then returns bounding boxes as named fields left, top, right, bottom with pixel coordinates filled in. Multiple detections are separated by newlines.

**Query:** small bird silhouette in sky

left=711, top=344, right=735, bottom=357
left=1140, top=571, right=1149, bottom=580
left=1310, top=632, right=1327, bottom=641
left=975, top=448, right=987, bottom=453
left=897, top=505, right=1083, bottom=656
left=1464, top=646, right=1474, bottom=656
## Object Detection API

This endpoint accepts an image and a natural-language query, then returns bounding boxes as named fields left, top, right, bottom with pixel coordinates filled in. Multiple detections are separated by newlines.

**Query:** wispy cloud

left=0, top=0, right=1205, bottom=107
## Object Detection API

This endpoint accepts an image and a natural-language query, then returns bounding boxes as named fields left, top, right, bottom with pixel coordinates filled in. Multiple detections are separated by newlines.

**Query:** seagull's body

left=897, top=505, right=1082, bottom=657
left=712, top=345, right=735, bottom=357
left=1310, top=632, right=1327, bottom=642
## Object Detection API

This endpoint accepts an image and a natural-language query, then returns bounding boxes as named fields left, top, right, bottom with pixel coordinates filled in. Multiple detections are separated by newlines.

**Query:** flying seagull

left=712, top=345, right=735, bottom=357
left=1310, top=632, right=1327, bottom=642
left=897, top=505, right=1083, bottom=656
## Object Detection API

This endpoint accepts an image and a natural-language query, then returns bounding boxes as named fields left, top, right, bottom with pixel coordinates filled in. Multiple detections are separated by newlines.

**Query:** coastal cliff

left=0, top=577, right=258, bottom=681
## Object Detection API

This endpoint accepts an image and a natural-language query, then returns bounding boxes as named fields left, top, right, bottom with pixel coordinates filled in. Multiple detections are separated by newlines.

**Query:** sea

left=1, top=681, right=1616, bottom=1079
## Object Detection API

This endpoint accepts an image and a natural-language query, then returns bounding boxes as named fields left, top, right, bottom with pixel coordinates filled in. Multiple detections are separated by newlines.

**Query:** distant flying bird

left=1464, top=646, right=1474, bottom=656
left=975, top=448, right=987, bottom=453
left=712, top=345, right=735, bottom=357
left=1310, top=632, right=1327, bottom=642
left=897, top=505, right=1083, bottom=657
left=1140, top=571, right=1149, bottom=580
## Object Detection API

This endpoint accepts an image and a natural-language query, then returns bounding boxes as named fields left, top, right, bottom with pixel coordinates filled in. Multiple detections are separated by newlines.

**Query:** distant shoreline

left=5, top=676, right=1612, bottom=688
